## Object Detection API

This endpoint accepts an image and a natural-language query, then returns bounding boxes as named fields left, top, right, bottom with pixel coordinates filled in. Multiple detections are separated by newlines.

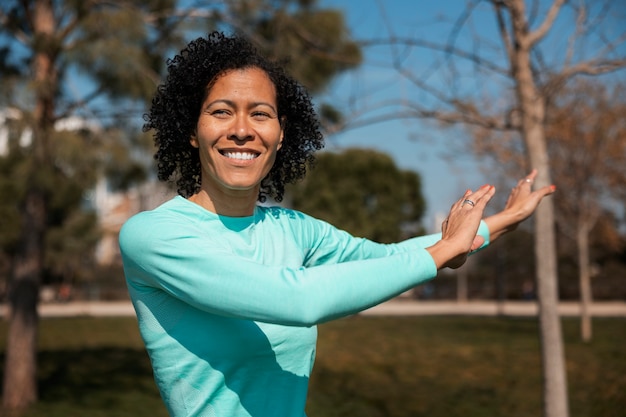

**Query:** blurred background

left=1, top=0, right=624, bottom=305
left=0, top=1, right=624, bottom=416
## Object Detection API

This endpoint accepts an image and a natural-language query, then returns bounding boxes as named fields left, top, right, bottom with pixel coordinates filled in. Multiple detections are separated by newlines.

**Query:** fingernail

left=481, top=184, right=490, bottom=189
left=550, top=185, right=556, bottom=191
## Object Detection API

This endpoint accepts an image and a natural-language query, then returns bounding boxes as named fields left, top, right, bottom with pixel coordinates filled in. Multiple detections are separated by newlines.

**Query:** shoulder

left=119, top=196, right=202, bottom=249
left=121, top=196, right=180, bottom=229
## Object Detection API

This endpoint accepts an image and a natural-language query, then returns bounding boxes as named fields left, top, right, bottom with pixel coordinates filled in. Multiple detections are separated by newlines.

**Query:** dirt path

left=2, top=300, right=624, bottom=318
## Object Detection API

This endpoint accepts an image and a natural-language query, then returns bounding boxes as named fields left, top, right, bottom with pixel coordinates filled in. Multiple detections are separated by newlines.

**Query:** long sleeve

left=296, top=210, right=490, bottom=267
left=120, top=204, right=438, bottom=326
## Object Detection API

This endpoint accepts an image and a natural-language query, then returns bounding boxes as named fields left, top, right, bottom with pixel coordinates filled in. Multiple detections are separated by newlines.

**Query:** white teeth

left=223, top=151, right=258, bottom=160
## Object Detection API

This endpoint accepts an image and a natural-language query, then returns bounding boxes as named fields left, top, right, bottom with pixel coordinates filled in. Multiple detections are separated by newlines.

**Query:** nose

left=228, top=115, right=253, bottom=142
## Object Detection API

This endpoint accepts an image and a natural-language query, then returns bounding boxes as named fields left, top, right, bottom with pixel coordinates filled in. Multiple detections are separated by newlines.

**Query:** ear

left=190, top=132, right=199, bottom=148
left=277, top=131, right=284, bottom=151
left=277, top=117, right=286, bottom=150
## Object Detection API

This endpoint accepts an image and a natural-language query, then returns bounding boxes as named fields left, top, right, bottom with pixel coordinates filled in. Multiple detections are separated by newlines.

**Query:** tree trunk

left=577, top=215, right=593, bottom=342
left=531, top=149, right=569, bottom=417
left=2, top=191, right=44, bottom=410
left=510, top=5, right=569, bottom=415
left=516, top=66, right=570, bottom=417
left=521, top=96, right=569, bottom=417
left=2, top=0, right=56, bottom=411
left=521, top=90, right=569, bottom=417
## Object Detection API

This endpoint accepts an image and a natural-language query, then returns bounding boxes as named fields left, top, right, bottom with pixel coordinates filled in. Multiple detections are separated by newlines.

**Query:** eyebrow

left=204, top=99, right=278, bottom=114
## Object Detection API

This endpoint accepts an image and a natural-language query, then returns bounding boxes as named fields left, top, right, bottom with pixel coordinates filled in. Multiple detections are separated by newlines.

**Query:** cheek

left=196, top=119, right=223, bottom=140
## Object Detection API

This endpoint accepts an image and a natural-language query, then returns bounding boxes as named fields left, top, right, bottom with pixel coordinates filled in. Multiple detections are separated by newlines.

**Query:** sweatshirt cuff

left=471, top=220, right=491, bottom=254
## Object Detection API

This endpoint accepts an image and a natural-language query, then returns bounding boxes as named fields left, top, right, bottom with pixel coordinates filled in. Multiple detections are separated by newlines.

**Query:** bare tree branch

left=564, top=0, right=586, bottom=68
left=561, top=57, right=626, bottom=78
left=337, top=96, right=516, bottom=134
left=56, top=86, right=106, bottom=122
left=141, top=5, right=219, bottom=23
left=360, top=37, right=509, bottom=76
left=444, top=1, right=480, bottom=91
left=492, top=1, right=514, bottom=73
left=0, top=2, right=31, bottom=46
left=527, top=0, right=566, bottom=46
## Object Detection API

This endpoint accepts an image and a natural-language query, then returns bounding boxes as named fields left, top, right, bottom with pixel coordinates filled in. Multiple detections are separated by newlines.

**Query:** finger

left=519, top=169, right=537, bottom=187
left=525, top=184, right=556, bottom=205
left=453, top=189, right=473, bottom=210
left=536, top=184, right=557, bottom=197
left=518, top=178, right=532, bottom=188
left=467, top=184, right=495, bottom=208
left=469, top=235, right=485, bottom=251
left=461, top=197, right=477, bottom=209
left=461, top=185, right=495, bottom=212
left=526, top=169, right=538, bottom=180
left=456, top=184, right=495, bottom=211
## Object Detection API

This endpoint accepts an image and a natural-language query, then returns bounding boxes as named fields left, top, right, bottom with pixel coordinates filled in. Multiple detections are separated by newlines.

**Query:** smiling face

left=190, top=67, right=284, bottom=212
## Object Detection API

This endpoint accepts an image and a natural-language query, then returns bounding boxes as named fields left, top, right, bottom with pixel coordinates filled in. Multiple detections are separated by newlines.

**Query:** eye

left=251, top=111, right=272, bottom=120
left=211, top=109, right=231, bottom=118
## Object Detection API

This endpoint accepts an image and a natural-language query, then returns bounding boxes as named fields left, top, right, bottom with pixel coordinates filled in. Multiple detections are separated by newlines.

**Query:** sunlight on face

left=191, top=67, right=284, bottom=200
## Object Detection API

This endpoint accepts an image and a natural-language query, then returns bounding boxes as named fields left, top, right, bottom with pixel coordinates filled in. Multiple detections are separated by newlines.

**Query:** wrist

left=426, top=239, right=466, bottom=270
left=484, top=210, right=520, bottom=241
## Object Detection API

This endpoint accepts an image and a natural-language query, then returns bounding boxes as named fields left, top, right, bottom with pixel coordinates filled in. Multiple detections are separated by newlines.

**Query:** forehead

left=207, top=67, right=277, bottom=98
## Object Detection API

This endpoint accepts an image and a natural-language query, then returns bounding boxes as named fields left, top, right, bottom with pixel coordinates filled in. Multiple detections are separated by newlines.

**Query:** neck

left=188, top=188, right=258, bottom=217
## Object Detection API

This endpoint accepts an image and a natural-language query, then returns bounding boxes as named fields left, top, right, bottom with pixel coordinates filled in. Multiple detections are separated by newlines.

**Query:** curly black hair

left=143, top=31, right=324, bottom=202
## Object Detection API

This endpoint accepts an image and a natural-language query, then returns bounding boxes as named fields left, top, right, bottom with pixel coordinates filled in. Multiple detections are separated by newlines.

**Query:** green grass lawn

left=0, top=315, right=623, bottom=417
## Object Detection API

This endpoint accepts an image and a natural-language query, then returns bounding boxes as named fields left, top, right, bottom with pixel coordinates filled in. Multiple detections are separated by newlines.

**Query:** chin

left=221, top=181, right=261, bottom=193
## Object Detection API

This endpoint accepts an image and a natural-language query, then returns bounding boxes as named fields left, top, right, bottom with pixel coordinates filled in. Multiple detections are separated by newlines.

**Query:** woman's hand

left=427, top=184, right=496, bottom=270
left=484, top=169, right=556, bottom=242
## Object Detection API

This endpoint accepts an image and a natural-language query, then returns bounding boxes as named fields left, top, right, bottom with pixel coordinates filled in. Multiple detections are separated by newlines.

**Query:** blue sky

left=317, top=0, right=494, bottom=231
left=316, top=0, right=626, bottom=230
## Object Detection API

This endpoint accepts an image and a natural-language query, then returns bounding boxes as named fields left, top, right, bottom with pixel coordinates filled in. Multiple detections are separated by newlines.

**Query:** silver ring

left=462, top=199, right=475, bottom=207
left=524, top=178, right=532, bottom=183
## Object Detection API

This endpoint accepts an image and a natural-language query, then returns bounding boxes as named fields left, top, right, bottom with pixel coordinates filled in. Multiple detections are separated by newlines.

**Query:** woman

left=119, top=32, right=554, bottom=417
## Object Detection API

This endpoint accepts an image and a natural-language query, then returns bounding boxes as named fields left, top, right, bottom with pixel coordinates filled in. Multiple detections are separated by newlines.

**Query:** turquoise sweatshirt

left=119, top=196, right=490, bottom=416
